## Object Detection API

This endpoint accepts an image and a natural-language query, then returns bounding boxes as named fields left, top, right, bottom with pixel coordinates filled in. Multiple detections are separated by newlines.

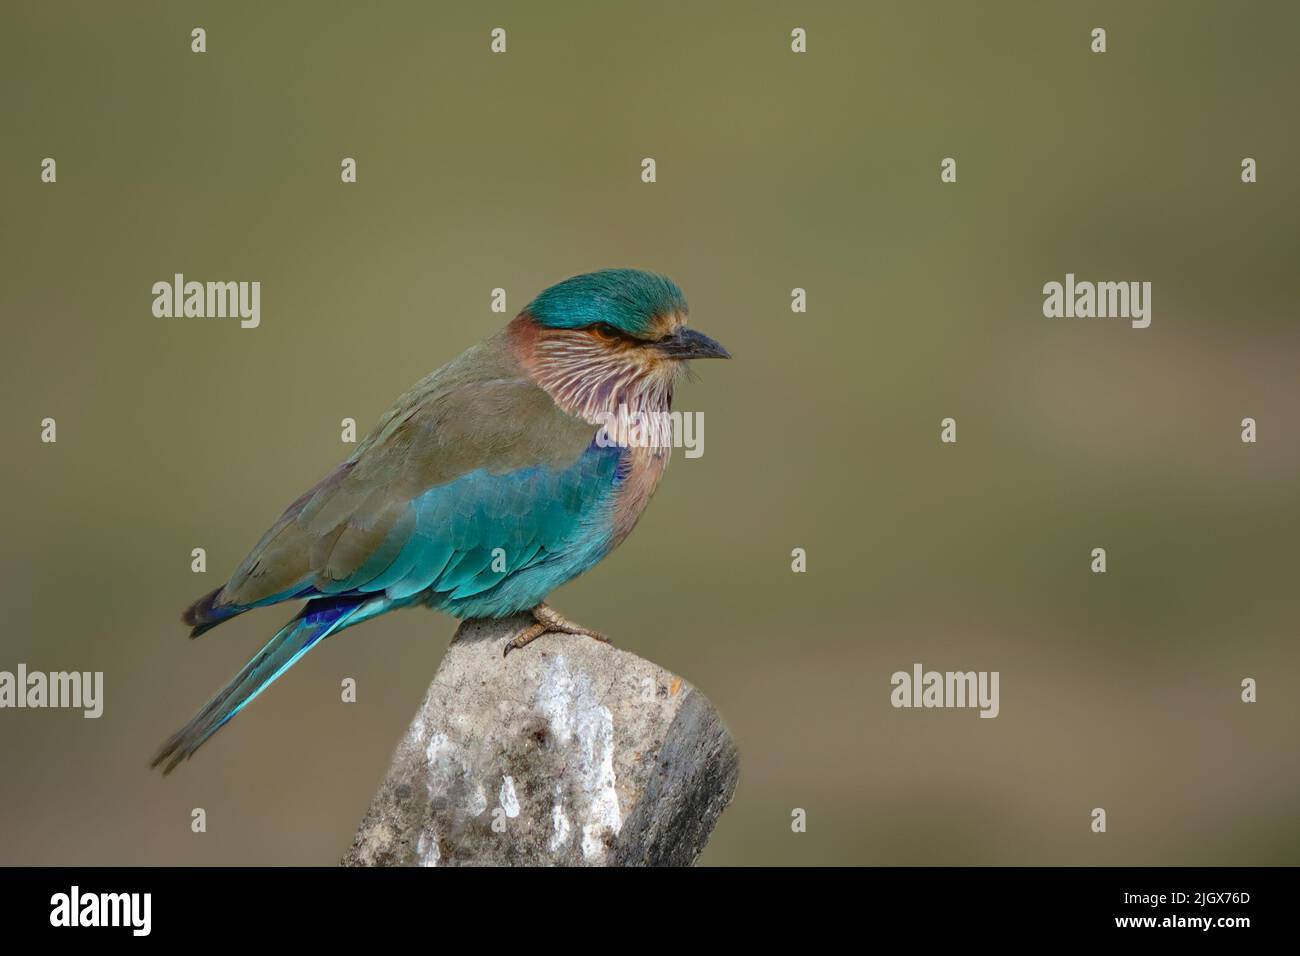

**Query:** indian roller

left=152, top=269, right=729, bottom=773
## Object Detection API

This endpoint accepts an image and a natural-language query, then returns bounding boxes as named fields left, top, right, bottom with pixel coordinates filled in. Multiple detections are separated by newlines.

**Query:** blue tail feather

left=152, top=595, right=392, bottom=773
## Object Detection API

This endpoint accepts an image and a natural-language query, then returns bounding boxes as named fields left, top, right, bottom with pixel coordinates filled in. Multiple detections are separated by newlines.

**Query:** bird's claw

left=502, top=605, right=611, bottom=657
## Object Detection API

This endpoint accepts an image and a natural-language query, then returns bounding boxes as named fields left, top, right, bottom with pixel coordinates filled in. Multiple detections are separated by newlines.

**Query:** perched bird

left=152, top=269, right=729, bottom=773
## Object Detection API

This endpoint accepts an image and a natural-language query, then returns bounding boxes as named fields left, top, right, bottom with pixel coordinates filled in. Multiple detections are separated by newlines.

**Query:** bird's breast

left=608, top=445, right=670, bottom=548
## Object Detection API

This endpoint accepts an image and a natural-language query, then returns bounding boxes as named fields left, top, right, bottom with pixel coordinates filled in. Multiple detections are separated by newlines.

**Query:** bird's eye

left=590, top=323, right=621, bottom=340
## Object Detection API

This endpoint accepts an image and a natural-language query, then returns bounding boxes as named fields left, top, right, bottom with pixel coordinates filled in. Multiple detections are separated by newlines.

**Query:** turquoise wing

left=316, top=441, right=626, bottom=617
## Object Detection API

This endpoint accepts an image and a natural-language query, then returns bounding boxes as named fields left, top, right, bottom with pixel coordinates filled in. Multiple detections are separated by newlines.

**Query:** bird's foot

left=503, top=604, right=612, bottom=657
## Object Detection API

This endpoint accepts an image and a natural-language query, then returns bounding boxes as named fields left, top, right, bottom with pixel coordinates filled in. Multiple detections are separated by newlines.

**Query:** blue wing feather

left=311, top=440, right=624, bottom=617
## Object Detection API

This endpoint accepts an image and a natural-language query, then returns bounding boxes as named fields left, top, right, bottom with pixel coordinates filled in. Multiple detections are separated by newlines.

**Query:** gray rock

left=342, top=614, right=739, bottom=867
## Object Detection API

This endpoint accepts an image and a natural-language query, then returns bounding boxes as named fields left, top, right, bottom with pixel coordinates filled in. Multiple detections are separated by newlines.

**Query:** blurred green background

left=2, top=1, right=1298, bottom=865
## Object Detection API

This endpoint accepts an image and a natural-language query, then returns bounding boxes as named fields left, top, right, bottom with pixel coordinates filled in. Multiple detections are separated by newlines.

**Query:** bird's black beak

left=657, top=327, right=731, bottom=361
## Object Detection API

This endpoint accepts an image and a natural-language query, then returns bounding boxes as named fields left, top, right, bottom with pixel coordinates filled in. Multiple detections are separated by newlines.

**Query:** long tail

left=152, top=594, right=398, bottom=774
